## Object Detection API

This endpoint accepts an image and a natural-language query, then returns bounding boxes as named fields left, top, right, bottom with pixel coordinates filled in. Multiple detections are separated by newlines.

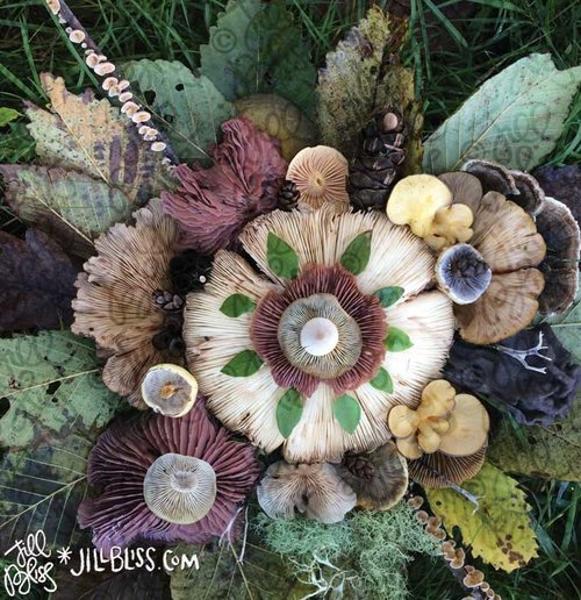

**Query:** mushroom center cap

left=300, top=317, right=339, bottom=356
left=170, top=470, right=198, bottom=493
left=308, top=171, right=326, bottom=195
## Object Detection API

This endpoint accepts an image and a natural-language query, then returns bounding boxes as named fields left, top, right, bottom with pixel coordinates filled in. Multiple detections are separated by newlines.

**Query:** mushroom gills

left=143, top=453, right=217, bottom=524
left=436, top=244, right=492, bottom=305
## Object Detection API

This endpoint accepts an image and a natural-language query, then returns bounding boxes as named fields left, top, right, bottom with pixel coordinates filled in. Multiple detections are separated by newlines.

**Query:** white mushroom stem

left=300, top=317, right=339, bottom=356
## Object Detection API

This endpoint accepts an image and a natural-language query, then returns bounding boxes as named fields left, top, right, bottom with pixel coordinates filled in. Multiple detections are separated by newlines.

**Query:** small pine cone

left=342, top=454, right=375, bottom=481
left=348, top=107, right=408, bottom=212
left=277, top=179, right=300, bottom=211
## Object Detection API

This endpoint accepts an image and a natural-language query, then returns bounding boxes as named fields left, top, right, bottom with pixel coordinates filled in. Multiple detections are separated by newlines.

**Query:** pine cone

left=277, top=179, right=300, bottom=211
left=342, top=454, right=375, bottom=481
left=348, top=108, right=407, bottom=212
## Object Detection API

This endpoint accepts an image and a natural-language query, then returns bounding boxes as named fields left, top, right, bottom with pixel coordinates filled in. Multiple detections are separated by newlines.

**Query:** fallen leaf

left=426, top=462, right=538, bottom=572
left=26, top=73, right=167, bottom=204
left=0, top=229, right=77, bottom=332
left=423, top=54, right=581, bottom=173
left=0, top=331, right=121, bottom=449
left=124, top=59, right=235, bottom=163
left=0, top=107, right=20, bottom=127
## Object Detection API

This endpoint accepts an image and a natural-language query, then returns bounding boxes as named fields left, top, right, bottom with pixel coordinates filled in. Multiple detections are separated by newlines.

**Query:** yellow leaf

left=426, top=462, right=538, bottom=572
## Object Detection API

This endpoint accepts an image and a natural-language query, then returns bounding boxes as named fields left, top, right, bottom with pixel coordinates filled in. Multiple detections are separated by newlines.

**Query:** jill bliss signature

left=3, top=531, right=200, bottom=597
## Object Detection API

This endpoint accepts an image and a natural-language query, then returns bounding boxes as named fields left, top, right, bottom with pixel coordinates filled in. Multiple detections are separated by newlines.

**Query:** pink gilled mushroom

left=78, top=398, right=260, bottom=552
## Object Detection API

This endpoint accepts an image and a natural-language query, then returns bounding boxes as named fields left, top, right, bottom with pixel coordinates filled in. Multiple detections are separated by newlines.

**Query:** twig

left=42, top=0, right=178, bottom=165
left=493, top=331, right=552, bottom=374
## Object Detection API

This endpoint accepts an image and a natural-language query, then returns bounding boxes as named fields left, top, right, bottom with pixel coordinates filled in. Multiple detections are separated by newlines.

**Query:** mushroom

left=436, top=244, right=492, bottom=305
left=286, top=145, right=350, bottom=209
left=386, top=174, right=452, bottom=237
left=387, top=405, right=420, bottom=438
left=438, top=172, right=482, bottom=214
left=143, top=453, right=217, bottom=524
left=463, top=569, right=485, bottom=589
left=438, top=394, right=489, bottom=456
left=141, top=364, right=198, bottom=417
left=257, top=461, right=357, bottom=523
left=510, top=171, right=545, bottom=216
left=338, top=442, right=409, bottom=511
left=424, top=204, right=474, bottom=251
left=535, top=197, right=580, bottom=315
left=462, top=159, right=519, bottom=197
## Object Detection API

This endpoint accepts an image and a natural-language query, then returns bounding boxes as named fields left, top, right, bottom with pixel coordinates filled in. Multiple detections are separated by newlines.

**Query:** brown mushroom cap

left=455, top=269, right=545, bottom=344
left=438, top=172, right=483, bottom=214
left=438, top=394, right=489, bottom=456
left=143, top=453, right=217, bottom=524
left=408, top=445, right=486, bottom=488
left=338, top=442, right=409, bottom=511
left=257, top=461, right=356, bottom=523
left=462, top=159, right=519, bottom=197
left=141, top=364, right=198, bottom=417
left=510, top=171, right=545, bottom=216
left=286, top=145, right=349, bottom=209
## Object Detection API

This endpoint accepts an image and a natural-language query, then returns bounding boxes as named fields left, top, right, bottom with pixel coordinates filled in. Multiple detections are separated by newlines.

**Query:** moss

left=254, top=503, right=440, bottom=599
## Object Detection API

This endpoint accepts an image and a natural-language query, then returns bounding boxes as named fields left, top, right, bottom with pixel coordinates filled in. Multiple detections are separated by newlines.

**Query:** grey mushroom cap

left=257, top=461, right=357, bottom=523
left=510, top=170, right=545, bottom=216
left=435, top=244, right=492, bottom=305
left=141, top=364, right=198, bottom=418
left=438, top=171, right=483, bottom=214
left=143, top=453, right=217, bottom=524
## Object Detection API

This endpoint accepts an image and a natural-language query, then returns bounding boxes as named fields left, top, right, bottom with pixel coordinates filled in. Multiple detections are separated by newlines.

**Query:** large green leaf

left=124, top=60, right=235, bottom=163
left=0, top=432, right=92, bottom=553
left=423, top=54, right=581, bottom=173
left=487, top=396, right=581, bottom=481
left=25, top=73, right=166, bottom=205
left=317, top=6, right=422, bottom=169
left=426, top=463, right=538, bottom=573
left=0, top=164, right=131, bottom=257
left=200, top=0, right=317, bottom=117
left=0, top=331, right=121, bottom=449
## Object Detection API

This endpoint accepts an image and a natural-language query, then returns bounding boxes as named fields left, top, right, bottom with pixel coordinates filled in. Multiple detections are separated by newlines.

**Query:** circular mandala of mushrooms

left=78, top=399, right=260, bottom=552
left=184, top=205, right=455, bottom=463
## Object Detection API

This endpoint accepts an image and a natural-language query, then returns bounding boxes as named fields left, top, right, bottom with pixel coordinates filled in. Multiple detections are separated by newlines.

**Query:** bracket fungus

left=143, top=453, right=216, bottom=524
left=141, top=364, right=198, bottom=417
left=286, top=145, right=350, bottom=209
left=436, top=244, right=492, bottom=305
left=388, top=380, right=489, bottom=460
left=257, top=461, right=357, bottom=523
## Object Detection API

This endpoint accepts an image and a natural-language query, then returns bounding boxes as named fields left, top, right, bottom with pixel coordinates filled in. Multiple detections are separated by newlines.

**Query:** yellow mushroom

left=424, top=203, right=474, bottom=251
left=388, top=405, right=421, bottom=438
left=395, top=435, right=423, bottom=460
left=438, top=393, right=490, bottom=456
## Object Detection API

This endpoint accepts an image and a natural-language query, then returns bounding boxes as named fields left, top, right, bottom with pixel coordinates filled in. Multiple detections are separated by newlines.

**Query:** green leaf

left=317, top=6, right=422, bottom=171
left=0, top=431, right=92, bottom=552
left=385, top=327, right=413, bottom=352
left=426, top=463, right=538, bottom=572
left=221, top=349, right=263, bottom=377
left=333, top=394, right=361, bottom=434
left=276, top=389, right=303, bottom=438
left=200, top=0, right=317, bottom=117
left=423, top=54, right=581, bottom=173
left=374, top=286, right=404, bottom=308
left=549, top=300, right=581, bottom=362
left=25, top=73, right=167, bottom=205
left=340, top=231, right=372, bottom=275
left=123, top=59, right=235, bottom=163
left=0, top=107, right=19, bottom=127
left=0, top=164, right=131, bottom=257
left=0, top=331, right=122, bottom=449
left=220, top=293, right=256, bottom=318
left=487, top=396, right=581, bottom=481
left=369, top=367, right=394, bottom=393
left=267, top=232, right=299, bottom=279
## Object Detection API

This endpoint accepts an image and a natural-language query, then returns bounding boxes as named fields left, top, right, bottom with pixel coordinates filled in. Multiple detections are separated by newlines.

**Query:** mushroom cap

left=388, top=405, right=420, bottom=438
left=424, top=204, right=474, bottom=251
left=510, top=170, right=545, bottom=216
left=417, top=423, right=442, bottom=454
left=300, top=317, right=340, bottom=356
left=141, top=364, right=198, bottom=418
left=438, top=172, right=483, bottom=214
left=438, top=394, right=489, bottom=456
left=338, top=442, right=409, bottom=511
left=386, top=174, right=452, bottom=237
left=436, top=244, right=492, bottom=305
left=286, top=145, right=349, bottom=209
left=455, top=269, right=545, bottom=344
left=143, top=453, right=217, bottom=524
left=408, top=445, right=486, bottom=488
left=462, top=159, right=519, bottom=197
left=396, top=435, right=423, bottom=460
left=257, top=461, right=356, bottom=523
left=419, top=379, right=456, bottom=417
left=536, top=197, right=580, bottom=315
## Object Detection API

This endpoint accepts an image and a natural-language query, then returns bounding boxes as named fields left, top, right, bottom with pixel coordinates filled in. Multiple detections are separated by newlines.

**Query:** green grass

left=0, top=1, right=579, bottom=598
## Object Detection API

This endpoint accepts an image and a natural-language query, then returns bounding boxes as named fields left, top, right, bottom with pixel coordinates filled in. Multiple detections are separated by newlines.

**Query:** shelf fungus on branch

left=257, top=461, right=356, bottom=523
left=387, top=380, right=490, bottom=461
left=338, top=441, right=408, bottom=510
left=286, top=145, right=350, bottom=210
left=141, top=364, right=198, bottom=417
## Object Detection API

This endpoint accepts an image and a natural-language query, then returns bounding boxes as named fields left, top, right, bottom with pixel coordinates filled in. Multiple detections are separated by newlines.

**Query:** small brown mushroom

left=463, top=569, right=485, bottom=588
left=450, top=547, right=466, bottom=569
left=338, top=442, right=409, bottom=511
left=257, top=461, right=356, bottom=523
left=143, top=453, right=217, bottom=524
left=286, top=145, right=349, bottom=209
left=141, top=364, right=198, bottom=418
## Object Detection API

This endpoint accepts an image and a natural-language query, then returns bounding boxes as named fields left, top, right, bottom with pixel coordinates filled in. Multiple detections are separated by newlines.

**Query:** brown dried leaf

left=0, top=229, right=77, bottom=331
